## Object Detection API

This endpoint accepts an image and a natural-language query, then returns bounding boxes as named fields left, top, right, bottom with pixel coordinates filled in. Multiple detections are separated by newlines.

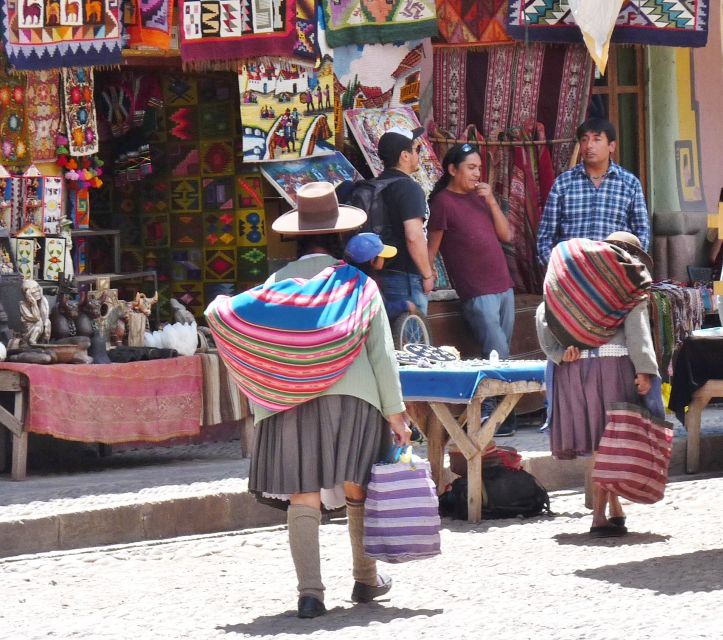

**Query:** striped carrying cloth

left=544, top=238, right=651, bottom=349
left=592, top=403, right=673, bottom=504
left=205, top=262, right=381, bottom=412
left=364, top=456, right=441, bottom=563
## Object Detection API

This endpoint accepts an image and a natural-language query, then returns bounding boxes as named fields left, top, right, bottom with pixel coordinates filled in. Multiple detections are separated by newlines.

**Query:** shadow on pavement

left=574, top=548, right=723, bottom=594
left=220, top=605, right=444, bottom=635
left=553, top=531, right=672, bottom=546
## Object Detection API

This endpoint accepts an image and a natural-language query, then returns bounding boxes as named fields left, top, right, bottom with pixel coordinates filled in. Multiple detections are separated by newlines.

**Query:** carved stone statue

left=19, top=279, right=51, bottom=345
left=127, top=291, right=158, bottom=347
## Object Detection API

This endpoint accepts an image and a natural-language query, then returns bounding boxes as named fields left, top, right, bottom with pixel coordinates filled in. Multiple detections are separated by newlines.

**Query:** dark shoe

left=495, top=425, right=516, bottom=437
left=608, top=516, right=626, bottom=527
left=589, top=524, right=628, bottom=538
left=297, top=596, right=326, bottom=619
left=351, top=573, right=392, bottom=603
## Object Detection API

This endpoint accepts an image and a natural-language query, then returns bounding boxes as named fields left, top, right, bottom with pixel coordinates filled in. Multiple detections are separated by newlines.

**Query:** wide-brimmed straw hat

left=271, top=181, right=367, bottom=236
left=604, top=231, right=653, bottom=275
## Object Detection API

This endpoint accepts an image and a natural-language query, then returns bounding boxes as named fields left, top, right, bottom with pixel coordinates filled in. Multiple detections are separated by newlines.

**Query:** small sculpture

left=170, top=298, right=195, bottom=324
left=19, top=279, right=51, bottom=345
left=127, top=291, right=158, bottom=347
left=50, top=290, right=80, bottom=339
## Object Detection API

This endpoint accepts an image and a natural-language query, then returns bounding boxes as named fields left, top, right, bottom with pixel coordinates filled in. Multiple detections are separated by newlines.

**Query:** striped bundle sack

left=364, top=451, right=441, bottom=563
left=204, top=262, right=381, bottom=412
left=544, top=238, right=651, bottom=348
left=592, top=403, right=674, bottom=504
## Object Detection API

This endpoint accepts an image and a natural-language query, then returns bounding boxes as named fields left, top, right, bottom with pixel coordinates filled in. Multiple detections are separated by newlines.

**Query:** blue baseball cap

left=345, top=233, right=397, bottom=263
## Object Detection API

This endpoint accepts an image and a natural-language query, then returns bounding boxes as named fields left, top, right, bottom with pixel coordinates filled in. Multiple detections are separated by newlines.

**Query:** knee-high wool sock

left=287, top=504, right=325, bottom=601
left=346, top=499, right=377, bottom=586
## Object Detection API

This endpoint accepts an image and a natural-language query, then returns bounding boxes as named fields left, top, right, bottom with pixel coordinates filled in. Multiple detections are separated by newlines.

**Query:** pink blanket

left=0, top=356, right=203, bottom=443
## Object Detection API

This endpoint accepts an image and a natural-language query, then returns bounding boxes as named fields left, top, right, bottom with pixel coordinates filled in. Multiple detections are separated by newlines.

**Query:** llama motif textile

left=26, top=70, right=61, bottom=162
left=179, top=0, right=296, bottom=65
left=126, top=0, right=175, bottom=50
left=1, top=0, right=123, bottom=71
left=62, top=67, right=99, bottom=156
left=322, top=0, right=438, bottom=48
left=507, top=0, right=709, bottom=48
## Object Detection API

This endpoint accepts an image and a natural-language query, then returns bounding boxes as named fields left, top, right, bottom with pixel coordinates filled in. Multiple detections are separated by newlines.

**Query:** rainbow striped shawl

left=205, top=262, right=381, bottom=412
left=544, top=238, right=651, bottom=349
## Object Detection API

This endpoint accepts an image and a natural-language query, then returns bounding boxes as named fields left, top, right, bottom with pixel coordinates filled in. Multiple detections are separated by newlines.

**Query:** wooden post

left=466, top=398, right=483, bottom=523
left=11, top=389, right=27, bottom=481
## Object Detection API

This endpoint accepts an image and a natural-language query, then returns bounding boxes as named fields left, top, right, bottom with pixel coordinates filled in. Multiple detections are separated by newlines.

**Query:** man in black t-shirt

left=376, top=126, right=435, bottom=316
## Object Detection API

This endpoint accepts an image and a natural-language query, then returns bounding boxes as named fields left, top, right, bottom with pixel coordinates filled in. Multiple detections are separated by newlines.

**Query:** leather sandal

left=351, top=573, right=392, bottom=603
left=608, top=516, right=626, bottom=527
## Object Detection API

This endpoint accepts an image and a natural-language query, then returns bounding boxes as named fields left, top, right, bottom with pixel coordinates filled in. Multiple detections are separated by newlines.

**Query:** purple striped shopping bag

left=592, top=403, right=674, bottom=504
left=363, top=454, right=441, bottom=563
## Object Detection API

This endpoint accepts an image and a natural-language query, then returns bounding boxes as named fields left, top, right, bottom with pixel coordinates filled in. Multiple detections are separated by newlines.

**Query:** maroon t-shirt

left=428, top=189, right=513, bottom=300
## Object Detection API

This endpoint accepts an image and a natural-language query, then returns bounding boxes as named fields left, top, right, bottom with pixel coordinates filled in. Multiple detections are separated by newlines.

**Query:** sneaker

left=495, top=423, right=516, bottom=437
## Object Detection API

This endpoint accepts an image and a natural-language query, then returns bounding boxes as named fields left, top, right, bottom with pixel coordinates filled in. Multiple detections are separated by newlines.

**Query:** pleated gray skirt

left=249, top=395, right=392, bottom=506
left=550, top=355, right=642, bottom=460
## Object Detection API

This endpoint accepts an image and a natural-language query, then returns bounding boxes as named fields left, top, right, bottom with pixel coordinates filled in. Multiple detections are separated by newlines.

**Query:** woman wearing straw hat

left=206, top=182, right=411, bottom=618
left=535, top=231, right=663, bottom=538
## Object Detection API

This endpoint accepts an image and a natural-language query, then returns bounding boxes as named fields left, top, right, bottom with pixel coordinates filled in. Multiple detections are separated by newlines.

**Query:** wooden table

left=400, top=361, right=546, bottom=523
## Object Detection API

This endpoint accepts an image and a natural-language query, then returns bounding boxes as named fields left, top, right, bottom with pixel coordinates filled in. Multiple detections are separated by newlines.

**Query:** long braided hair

left=428, top=143, right=481, bottom=203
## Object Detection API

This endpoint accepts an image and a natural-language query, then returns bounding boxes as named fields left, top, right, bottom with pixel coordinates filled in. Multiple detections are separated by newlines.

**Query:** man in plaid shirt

left=537, top=118, right=650, bottom=266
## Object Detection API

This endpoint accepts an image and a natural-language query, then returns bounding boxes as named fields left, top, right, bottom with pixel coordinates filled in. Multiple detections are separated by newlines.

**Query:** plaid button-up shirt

left=537, top=160, right=650, bottom=266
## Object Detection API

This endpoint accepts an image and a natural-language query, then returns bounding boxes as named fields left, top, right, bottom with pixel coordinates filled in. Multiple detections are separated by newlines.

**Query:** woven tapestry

left=292, top=0, right=318, bottom=63
left=238, top=59, right=335, bottom=162
left=1, top=0, right=123, bottom=71
left=0, top=51, right=30, bottom=169
left=127, top=0, right=175, bottom=50
left=179, top=0, right=296, bottom=65
left=26, top=70, right=61, bottom=162
left=507, top=0, right=709, bottom=47
left=62, top=67, right=99, bottom=156
left=322, top=0, right=438, bottom=47
left=435, top=0, right=511, bottom=46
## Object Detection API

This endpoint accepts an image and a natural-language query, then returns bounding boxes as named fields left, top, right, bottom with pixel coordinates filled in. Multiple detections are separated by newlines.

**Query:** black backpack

left=439, top=466, right=552, bottom=520
left=342, top=176, right=406, bottom=243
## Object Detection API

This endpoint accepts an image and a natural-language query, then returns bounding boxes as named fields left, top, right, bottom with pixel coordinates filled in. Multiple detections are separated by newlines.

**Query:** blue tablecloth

left=400, top=360, right=546, bottom=403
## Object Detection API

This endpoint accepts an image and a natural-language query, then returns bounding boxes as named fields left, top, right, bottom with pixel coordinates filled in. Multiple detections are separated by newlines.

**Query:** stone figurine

left=19, top=279, right=51, bottom=345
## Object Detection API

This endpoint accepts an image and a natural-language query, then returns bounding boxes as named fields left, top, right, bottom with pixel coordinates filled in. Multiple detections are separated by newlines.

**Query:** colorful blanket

left=322, top=0, right=438, bottom=48
left=127, top=0, right=175, bottom=50
left=0, top=49, right=30, bottom=169
left=507, top=0, right=709, bottom=48
left=544, top=238, right=652, bottom=349
left=25, top=70, right=61, bottom=162
left=0, top=356, right=202, bottom=443
left=179, top=0, right=296, bottom=65
left=62, top=67, right=99, bottom=156
left=205, top=262, right=382, bottom=412
left=435, top=0, right=511, bottom=46
left=0, top=0, right=123, bottom=71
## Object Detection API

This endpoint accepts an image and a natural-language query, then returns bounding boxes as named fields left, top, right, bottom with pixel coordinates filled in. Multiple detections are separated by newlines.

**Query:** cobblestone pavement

left=2, top=474, right=723, bottom=640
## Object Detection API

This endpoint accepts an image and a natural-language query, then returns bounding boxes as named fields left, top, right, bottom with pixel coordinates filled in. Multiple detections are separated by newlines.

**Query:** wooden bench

left=683, top=379, right=723, bottom=473
left=0, top=370, right=28, bottom=480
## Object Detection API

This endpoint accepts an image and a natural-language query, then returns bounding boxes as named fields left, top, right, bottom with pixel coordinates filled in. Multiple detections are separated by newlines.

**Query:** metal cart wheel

left=392, top=312, right=433, bottom=350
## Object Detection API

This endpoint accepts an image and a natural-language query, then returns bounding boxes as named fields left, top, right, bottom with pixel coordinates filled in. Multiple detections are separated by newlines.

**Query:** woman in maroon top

left=427, top=143, right=514, bottom=359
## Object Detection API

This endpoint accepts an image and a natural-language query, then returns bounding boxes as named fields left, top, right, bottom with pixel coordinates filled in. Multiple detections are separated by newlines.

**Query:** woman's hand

left=561, top=346, right=581, bottom=362
left=635, top=373, right=652, bottom=395
left=387, top=412, right=412, bottom=446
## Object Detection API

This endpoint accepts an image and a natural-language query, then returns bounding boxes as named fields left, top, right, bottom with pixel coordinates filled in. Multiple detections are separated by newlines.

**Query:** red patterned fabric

left=434, top=0, right=511, bottom=47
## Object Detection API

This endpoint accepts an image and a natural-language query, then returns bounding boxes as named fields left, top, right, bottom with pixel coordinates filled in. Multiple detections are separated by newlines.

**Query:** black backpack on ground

left=339, top=176, right=406, bottom=243
left=439, top=466, right=552, bottom=520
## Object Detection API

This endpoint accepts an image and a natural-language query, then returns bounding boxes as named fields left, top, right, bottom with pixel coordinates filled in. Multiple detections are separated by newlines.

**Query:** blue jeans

left=461, top=288, right=514, bottom=358
left=380, top=270, right=428, bottom=318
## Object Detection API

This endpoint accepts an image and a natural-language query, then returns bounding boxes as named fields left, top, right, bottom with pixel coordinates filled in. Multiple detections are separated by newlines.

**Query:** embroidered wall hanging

left=238, top=58, right=335, bottom=162
left=292, top=0, right=319, bottom=64
left=1, top=0, right=123, bottom=71
left=127, top=0, right=175, bottom=50
left=260, top=150, right=361, bottom=206
left=10, top=237, right=36, bottom=278
left=344, top=106, right=441, bottom=197
left=507, top=0, right=709, bottom=48
left=62, top=68, right=99, bottom=156
left=435, top=0, right=511, bottom=47
left=0, top=52, right=30, bottom=169
left=321, top=0, right=438, bottom=48
left=179, top=0, right=296, bottom=66
left=25, top=70, right=61, bottom=162
left=42, top=236, right=66, bottom=281
left=42, top=175, right=64, bottom=233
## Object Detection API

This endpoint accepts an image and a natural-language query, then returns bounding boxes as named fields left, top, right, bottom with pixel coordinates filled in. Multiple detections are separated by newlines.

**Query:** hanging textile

left=127, top=0, right=175, bottom=50
left=434, top=0, right=511, bottom=47
left=0, top=0, right=123, bottom=71
left=26, top=70, right=61, bottom=162
left=238, top=59, right=335, bottom=162
left=321, top=0, right=438, bottom=48
left=62, top=68, right=99, bottom=156
left=292, top=0, right=320, bottom=64
left=179, top=0, right=296, bottom=67
left=431, top=47, right=466, bottom=138
left=0, top=48, right=30, bottom=169
left=507, top=0, right=709, bottom=48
